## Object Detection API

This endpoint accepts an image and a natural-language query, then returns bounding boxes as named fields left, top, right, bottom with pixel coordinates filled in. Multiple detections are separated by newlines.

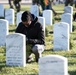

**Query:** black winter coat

left=15, top=14, right=45, bottom=45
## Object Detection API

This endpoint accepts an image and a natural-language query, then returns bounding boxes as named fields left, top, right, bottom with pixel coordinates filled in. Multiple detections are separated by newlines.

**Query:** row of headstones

left=0, top=3, right=73, bottom=26
left=36, top=4, right=71, bottom=74
left=0, top=3, right=52, bottom=25
left=0, top=4, right=46, bottom=25
left=54, top=6, right=73, bottom=51
left=50, top=5, right=72, bottom=75
left=38, top=6, right=72, bottom=75
left=0, top=4, right=14, bottom=25
left=30, top=4, right=73, bottom=24
left=6, top=33, right=68, bottom=75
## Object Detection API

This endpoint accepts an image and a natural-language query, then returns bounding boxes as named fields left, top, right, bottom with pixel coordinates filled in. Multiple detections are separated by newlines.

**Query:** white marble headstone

left=39, top=55, right=68, bottom=75
left=43, top=10, right=52, bottom=25
left=61, top=13, right=72, bottom=32
left=16, top=12, right=23, bottom=26
left=0, top=19, right=9, bottom=46
left=0, top=4, right=4, bottom=17
left=64, top=6, right=73, bottom=15
left=30, top=4, right=39, bottom=17
left=38, top=17, right=45, bottom=35
left=54, top=22, right=69, bottom=51
left=5, top=9, right=14, bottom=25
left=6, top=33, right=26, bottom=67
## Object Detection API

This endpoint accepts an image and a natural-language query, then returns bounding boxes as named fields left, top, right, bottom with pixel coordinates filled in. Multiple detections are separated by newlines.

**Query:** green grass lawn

left=0, top=4, right=76, bottom=75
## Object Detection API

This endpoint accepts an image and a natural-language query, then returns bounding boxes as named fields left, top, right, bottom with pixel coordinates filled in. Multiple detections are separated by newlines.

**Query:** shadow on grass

left=73, top=38, right=76, bottom=40
left=0, top=17, right=5, bottom=19
left=69, top=62, right=76, bottom=66
left=68, top=70, right=76, bottom=75
left=45, top=48, right=53, bottom=52
left=49, top=31, right=53, bottom=34
left=0, top=62, right=6, bottom=71
left=72, top=25, right=76, bottom=32
left=9, top=29, right=16, bottom=33
left=0, top=64, right=5, bottom=69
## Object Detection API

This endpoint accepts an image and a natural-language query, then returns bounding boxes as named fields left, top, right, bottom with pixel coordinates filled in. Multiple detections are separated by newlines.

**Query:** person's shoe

left=26, top=57, right=34, bottom=63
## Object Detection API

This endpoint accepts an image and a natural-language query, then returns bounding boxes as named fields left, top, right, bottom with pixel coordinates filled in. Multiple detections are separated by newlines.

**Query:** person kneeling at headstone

left=15, top=11, right=45, bottom=63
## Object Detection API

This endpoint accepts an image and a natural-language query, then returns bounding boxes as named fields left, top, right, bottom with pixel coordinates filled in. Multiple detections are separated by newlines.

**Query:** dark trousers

left=8, top=0, right=21, bottom=12
left=13, top=1, right=21, bottom=12
left=8, top=0, right=13, bottom=8
left=45, top=3, right=57, bottom=15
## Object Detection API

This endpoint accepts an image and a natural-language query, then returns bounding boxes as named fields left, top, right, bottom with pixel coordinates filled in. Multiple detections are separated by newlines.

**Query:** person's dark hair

left=21, top=11, right=32, bottom=22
